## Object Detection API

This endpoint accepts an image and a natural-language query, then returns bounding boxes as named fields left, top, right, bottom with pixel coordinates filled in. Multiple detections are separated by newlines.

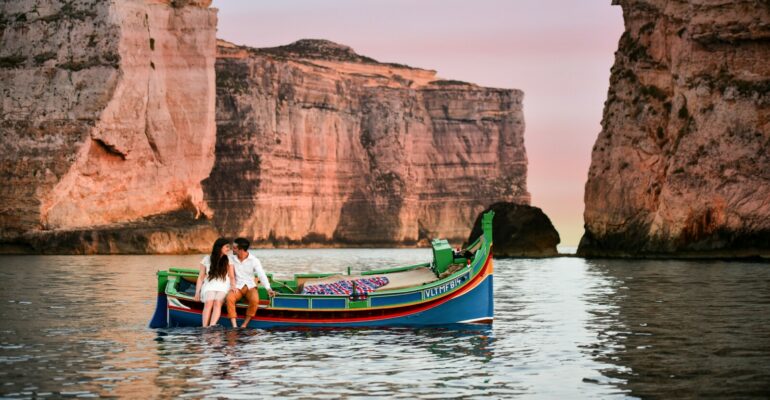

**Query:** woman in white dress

left=194, top=238, right=235, bottom=327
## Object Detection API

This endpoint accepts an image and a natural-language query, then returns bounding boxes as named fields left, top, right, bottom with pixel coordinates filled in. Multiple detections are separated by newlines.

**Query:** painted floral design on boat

left=301, top=277, right=390, bottom=296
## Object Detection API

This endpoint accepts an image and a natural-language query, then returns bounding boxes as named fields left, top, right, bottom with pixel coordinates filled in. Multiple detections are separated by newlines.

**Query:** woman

left=194, top=238, right=235, bottom=327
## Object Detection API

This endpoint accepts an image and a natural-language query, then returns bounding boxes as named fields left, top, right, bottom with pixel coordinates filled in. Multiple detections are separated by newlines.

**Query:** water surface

left=0, top=251, right=768, bottom=398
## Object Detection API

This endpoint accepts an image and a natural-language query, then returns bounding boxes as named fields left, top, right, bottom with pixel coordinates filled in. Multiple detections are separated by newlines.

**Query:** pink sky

left=211, top=0, right=625, bottom=246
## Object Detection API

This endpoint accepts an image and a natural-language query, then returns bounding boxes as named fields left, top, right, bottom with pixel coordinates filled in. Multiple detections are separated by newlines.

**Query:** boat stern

left=148, top=270, right=169, bottom=328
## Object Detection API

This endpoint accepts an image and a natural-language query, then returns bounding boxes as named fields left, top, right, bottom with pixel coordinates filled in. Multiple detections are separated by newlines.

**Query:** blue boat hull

left=148, top=291, right=169, bottom=329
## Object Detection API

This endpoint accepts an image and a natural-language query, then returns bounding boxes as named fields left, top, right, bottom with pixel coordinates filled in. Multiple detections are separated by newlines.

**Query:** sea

left=0, top=249, right=768, bottom=398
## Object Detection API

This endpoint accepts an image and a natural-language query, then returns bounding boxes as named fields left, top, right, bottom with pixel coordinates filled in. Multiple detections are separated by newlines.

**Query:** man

left=226, top=237, right=275, bottom=328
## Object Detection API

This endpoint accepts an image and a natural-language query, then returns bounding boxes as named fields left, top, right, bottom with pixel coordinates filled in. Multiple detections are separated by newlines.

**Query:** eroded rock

left=466, top=202, right=559, bottom=258
left=578, top=0, right=770, bottom=258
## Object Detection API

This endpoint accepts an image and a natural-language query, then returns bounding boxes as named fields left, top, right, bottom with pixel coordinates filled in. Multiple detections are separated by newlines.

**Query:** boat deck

left=298, top=267, right=439, bottom=292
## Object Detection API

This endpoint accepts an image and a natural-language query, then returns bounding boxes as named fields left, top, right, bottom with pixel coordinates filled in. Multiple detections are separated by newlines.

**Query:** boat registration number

left=423, top=272, right=469, bottom=299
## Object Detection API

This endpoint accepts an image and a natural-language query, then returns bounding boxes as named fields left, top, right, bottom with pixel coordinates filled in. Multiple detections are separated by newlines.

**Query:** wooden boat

left=149, top=211, right=494, bottom=328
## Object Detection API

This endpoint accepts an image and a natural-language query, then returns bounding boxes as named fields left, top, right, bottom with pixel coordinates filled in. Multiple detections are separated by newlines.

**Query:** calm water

left=0, top=250, right=769, bottom=398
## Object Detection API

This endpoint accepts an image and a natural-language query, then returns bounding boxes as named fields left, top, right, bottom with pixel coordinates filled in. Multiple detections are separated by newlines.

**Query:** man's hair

left=234, top=237, right=250, bottom=251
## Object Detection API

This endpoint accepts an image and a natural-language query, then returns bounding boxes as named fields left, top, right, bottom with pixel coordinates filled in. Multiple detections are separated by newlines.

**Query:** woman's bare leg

left=202, top=300, right=214, bottom=327
left=210, top=297, right=225, bottom=326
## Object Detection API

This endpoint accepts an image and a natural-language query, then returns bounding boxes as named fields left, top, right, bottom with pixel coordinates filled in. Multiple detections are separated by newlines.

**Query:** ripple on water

left=0, top=254, right=769, bottom=398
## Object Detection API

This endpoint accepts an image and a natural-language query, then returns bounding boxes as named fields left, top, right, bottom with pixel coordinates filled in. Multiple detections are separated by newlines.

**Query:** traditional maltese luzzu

left=150, top=212, right=495, bottom=328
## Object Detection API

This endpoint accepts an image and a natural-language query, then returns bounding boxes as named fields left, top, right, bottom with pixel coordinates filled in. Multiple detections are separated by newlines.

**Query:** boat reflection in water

left=151, top=325, right=497, bottom=398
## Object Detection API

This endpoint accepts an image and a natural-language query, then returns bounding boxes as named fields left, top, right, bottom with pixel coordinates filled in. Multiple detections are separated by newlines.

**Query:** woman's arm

left=194, top=262, right=206, bottom=302
left=228, top=262, right=237, bottom=293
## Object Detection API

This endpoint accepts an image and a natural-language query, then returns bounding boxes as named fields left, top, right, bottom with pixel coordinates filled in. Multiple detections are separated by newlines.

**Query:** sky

left=211, top=0, right=625, bottom=246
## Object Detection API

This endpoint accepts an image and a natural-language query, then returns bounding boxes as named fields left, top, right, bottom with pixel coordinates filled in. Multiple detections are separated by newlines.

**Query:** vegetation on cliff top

left=235, top=39, right=421, bottom=70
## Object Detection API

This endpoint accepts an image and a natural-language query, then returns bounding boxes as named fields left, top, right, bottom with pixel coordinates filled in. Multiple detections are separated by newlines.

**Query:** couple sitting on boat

left=194, top=237, right=275, bottom=328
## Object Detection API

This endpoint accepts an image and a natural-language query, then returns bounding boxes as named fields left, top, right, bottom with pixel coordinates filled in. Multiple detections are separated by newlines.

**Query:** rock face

left=210, top=39, right=530, bottom=246
left=0, top=0, right=218, bottom=253
left=579, top=0, right=770, bottom=258
left=5, top=209, right=218, bottom=255
left=466, top=202, right=560, bottom=258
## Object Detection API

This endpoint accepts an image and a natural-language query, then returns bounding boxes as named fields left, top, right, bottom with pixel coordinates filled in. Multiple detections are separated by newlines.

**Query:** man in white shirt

left=226, top=237, right=275, bottom=328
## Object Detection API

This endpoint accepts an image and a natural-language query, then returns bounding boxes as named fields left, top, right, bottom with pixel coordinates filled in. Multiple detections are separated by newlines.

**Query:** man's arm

left=253, top=259, right=272, bottom=291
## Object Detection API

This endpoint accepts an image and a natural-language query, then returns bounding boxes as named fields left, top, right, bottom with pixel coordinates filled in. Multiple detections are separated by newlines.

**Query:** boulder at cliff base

left=466, top=202, right=560, bottom=258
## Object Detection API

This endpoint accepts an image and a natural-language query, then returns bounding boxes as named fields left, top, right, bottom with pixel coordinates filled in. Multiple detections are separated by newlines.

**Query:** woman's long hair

left=208, top=237, right=230, bottom=281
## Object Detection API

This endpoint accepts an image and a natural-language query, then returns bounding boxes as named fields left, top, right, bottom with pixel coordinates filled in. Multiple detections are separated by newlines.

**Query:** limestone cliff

left=210, top=39, right=530, bottom=246
left=579, top=0, right=770, bottom=257
left=0, top=0, right=218, bottom=253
